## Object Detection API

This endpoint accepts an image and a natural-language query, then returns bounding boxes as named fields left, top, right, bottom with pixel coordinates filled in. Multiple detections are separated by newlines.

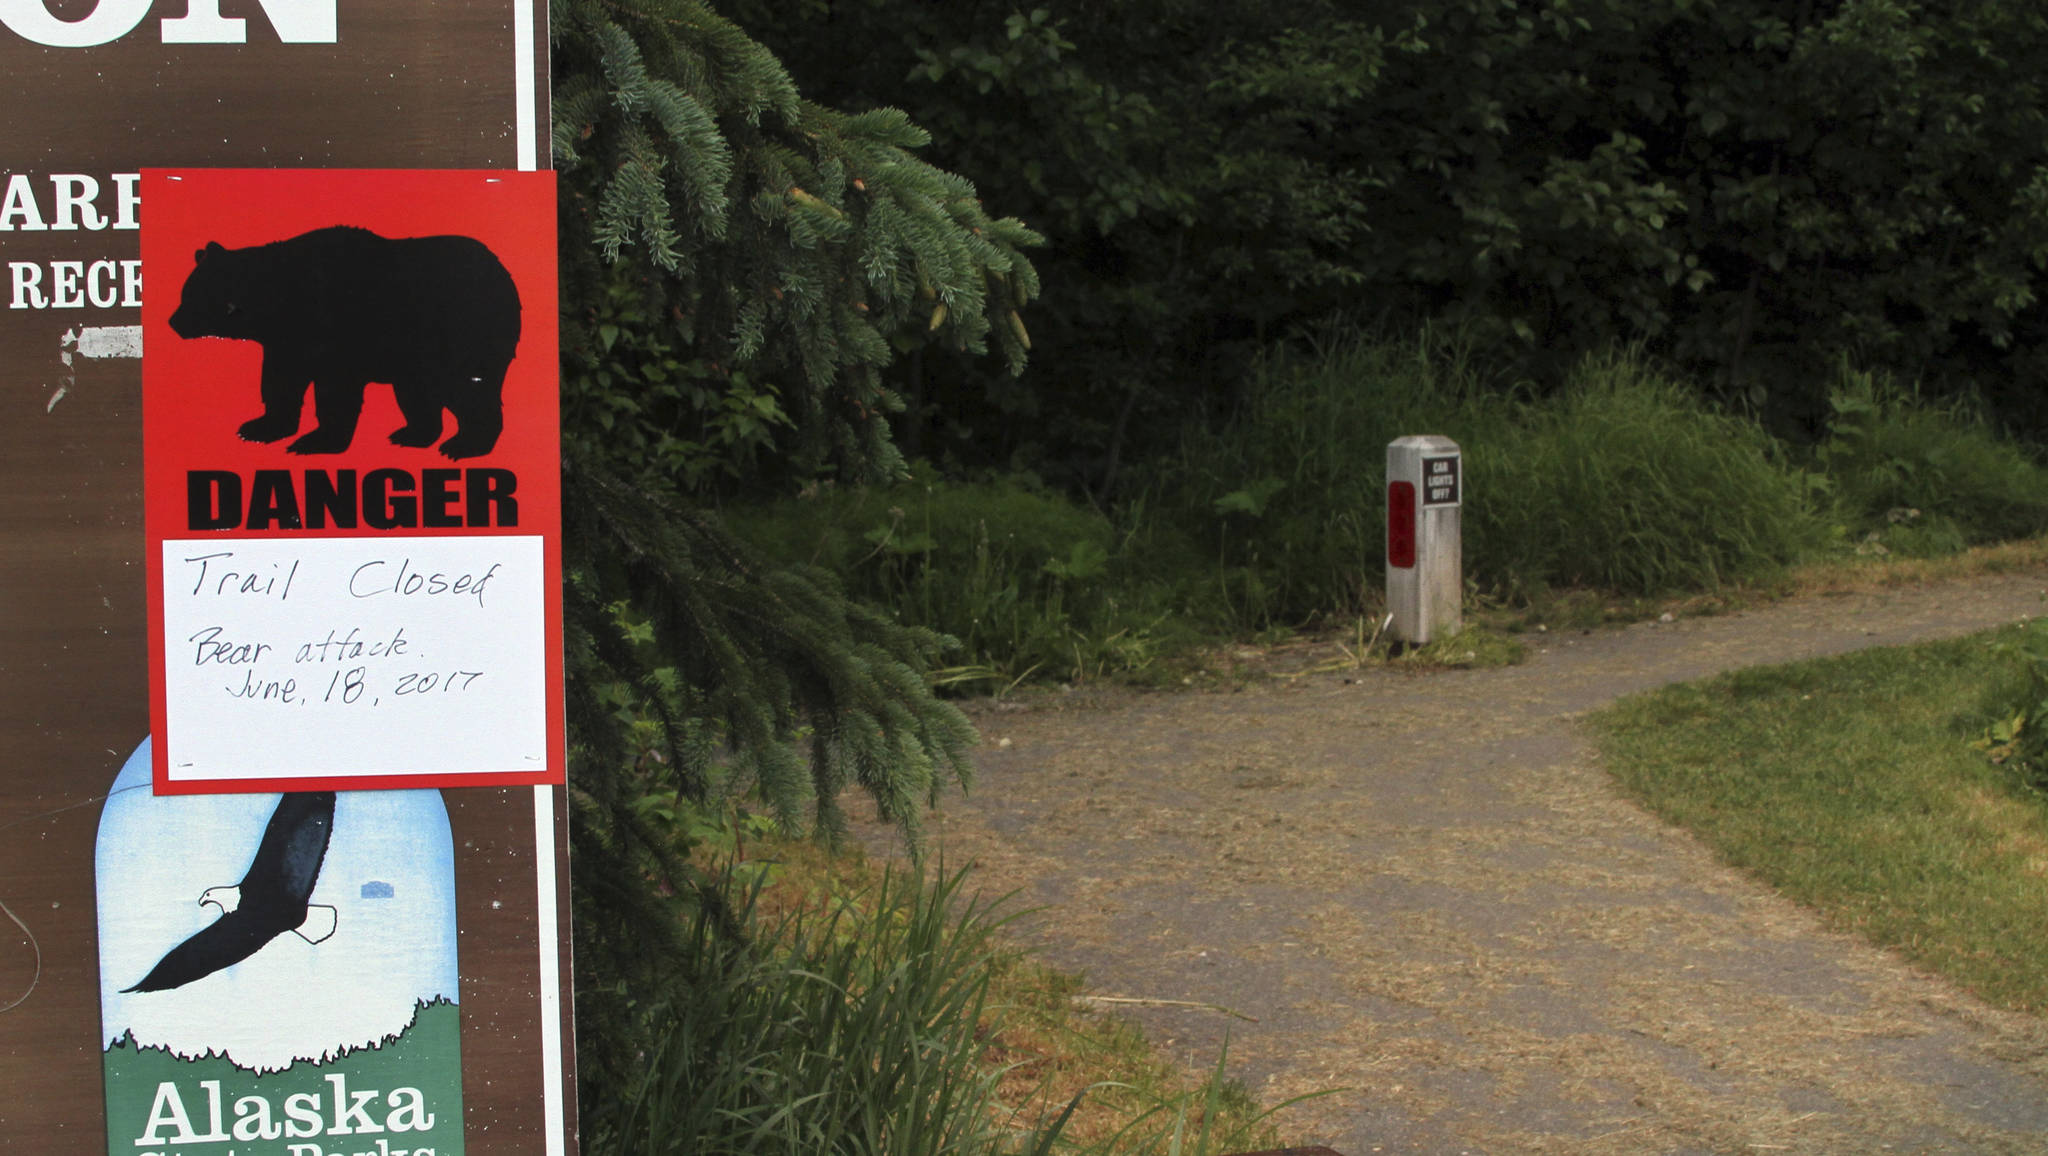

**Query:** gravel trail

left=858, top=571, right=2048, bottom=1154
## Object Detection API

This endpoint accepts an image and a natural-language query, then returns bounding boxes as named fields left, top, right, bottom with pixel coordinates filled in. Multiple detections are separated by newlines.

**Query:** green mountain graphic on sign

left=104, top=998, right=463, bottom=1155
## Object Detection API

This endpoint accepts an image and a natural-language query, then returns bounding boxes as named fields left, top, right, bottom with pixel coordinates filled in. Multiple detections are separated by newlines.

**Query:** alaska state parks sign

left=0, top=4, right=574, bottom=1153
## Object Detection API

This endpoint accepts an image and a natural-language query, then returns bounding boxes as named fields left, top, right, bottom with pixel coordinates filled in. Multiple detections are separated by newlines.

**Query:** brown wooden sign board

left=0, top=3, right=574, bottom=1151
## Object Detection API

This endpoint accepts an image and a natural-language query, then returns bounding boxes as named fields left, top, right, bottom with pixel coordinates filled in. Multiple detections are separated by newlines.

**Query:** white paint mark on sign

left=68, top=324, right=142, bottom=358
left=48, top=325, right=141, bottom=411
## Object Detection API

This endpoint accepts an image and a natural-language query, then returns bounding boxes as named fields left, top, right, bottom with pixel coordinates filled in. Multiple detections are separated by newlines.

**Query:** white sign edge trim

left=516, top=0, right=568, bottom=1143
left=535, top=782, right=566, bottom=1153
left=515, top=0, right=539, bottom=172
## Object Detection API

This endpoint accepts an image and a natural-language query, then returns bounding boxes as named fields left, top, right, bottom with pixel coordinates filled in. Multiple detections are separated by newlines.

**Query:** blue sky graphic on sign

left=97, top=739, right=460, bottom=1070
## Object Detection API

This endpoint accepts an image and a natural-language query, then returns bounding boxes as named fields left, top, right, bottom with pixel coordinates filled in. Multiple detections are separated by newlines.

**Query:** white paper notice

left=160, top=535, right=548, bottom=783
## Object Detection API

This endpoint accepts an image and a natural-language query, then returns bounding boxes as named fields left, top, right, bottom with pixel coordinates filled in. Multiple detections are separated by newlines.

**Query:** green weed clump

left=1164, top=331, right=1828, bottom=623
left=1155, top=325, right=1514, bottom=626
left=586, top=849, right=1319, bottom=1156
left=1468, top=353, right=1828, bottom=595
left=1817, top=366, right=2048, bottom=556
left=725, top=333, right=2048, bottom=685
left=591, top=864, right=1045, bottom=1155
left=1971, top=620, right=2048, bottom=791
left=725, top=472, right=1195, bottom=684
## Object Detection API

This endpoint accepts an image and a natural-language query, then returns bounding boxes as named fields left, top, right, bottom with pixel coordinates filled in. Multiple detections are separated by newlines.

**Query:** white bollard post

left=1386, top=435, right=1462, bottom=646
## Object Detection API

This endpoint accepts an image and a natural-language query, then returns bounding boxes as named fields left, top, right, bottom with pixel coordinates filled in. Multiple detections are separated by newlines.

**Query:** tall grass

left=725, top=473, right=1199, bottom=684
left=591, top=864, right=1046, bottom=1155
left=1468, top=353, right=1827, bottom=595
left=1162, top=332, right=1829, bottom=621
left=585, top=855, right=1311, bottom=1156
left=723, top=329, right=2048, bottom=677
left=1155, top=325, right=1511, bottom=624
left=1817, top=365, right=2048, bottom=555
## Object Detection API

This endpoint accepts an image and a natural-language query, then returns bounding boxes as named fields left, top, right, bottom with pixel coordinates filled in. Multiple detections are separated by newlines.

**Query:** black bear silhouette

left=168, top=226, right=521, bottom=460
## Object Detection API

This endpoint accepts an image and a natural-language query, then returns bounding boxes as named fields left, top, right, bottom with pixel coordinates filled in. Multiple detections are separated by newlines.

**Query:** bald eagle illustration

left=123, top=791, right=339, bottom=993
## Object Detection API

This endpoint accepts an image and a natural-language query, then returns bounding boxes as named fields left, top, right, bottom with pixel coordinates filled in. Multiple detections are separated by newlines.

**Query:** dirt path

left=854, top=571, right=2048, bottom=1154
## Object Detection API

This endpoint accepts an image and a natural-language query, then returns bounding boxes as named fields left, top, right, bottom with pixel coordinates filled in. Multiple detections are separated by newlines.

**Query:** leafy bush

left=732, top=0, right=2048, bottom=482
left=1818, top=367, right=2048, bottom=556
left=725, top=472, right=1194, bottom=683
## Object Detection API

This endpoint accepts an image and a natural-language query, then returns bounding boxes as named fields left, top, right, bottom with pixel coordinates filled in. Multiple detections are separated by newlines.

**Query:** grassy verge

left=1781, top=536, right=2048, bottom=596
left=723, top=469, right=1208, bottom=690
left=1159, top=336, right=1828, bottom=618
left=767, top=845, right=1306, bottom=1155
left=1480, top=535, right=2048, bottom=635
left=723, top=329, right=2048, bottom=690
left=1590, top=627, right=2048, bottom=1014
left=590, top=839, right=1304, bottom=1155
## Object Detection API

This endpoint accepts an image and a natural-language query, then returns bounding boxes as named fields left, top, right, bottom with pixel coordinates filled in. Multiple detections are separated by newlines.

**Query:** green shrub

left=1164, top=331, right=1828, bottom=621
left=725, top=472, right=1192, bottom=682
left=730, top=338, right=2048, bottom=678
left=1468, top=353, right=1829, bottom=595
left=1818, top=367, right=2048, bottom=554
left=1153, top=324, right=1517, bottom=626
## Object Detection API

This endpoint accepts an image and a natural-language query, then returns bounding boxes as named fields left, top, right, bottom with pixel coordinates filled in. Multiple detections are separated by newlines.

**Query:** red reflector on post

left=1387, top=480, right=1416, bottom=568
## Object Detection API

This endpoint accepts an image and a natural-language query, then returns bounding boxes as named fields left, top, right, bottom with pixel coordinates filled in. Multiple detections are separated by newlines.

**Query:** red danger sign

left=142, top=168, right=563, bottom=795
